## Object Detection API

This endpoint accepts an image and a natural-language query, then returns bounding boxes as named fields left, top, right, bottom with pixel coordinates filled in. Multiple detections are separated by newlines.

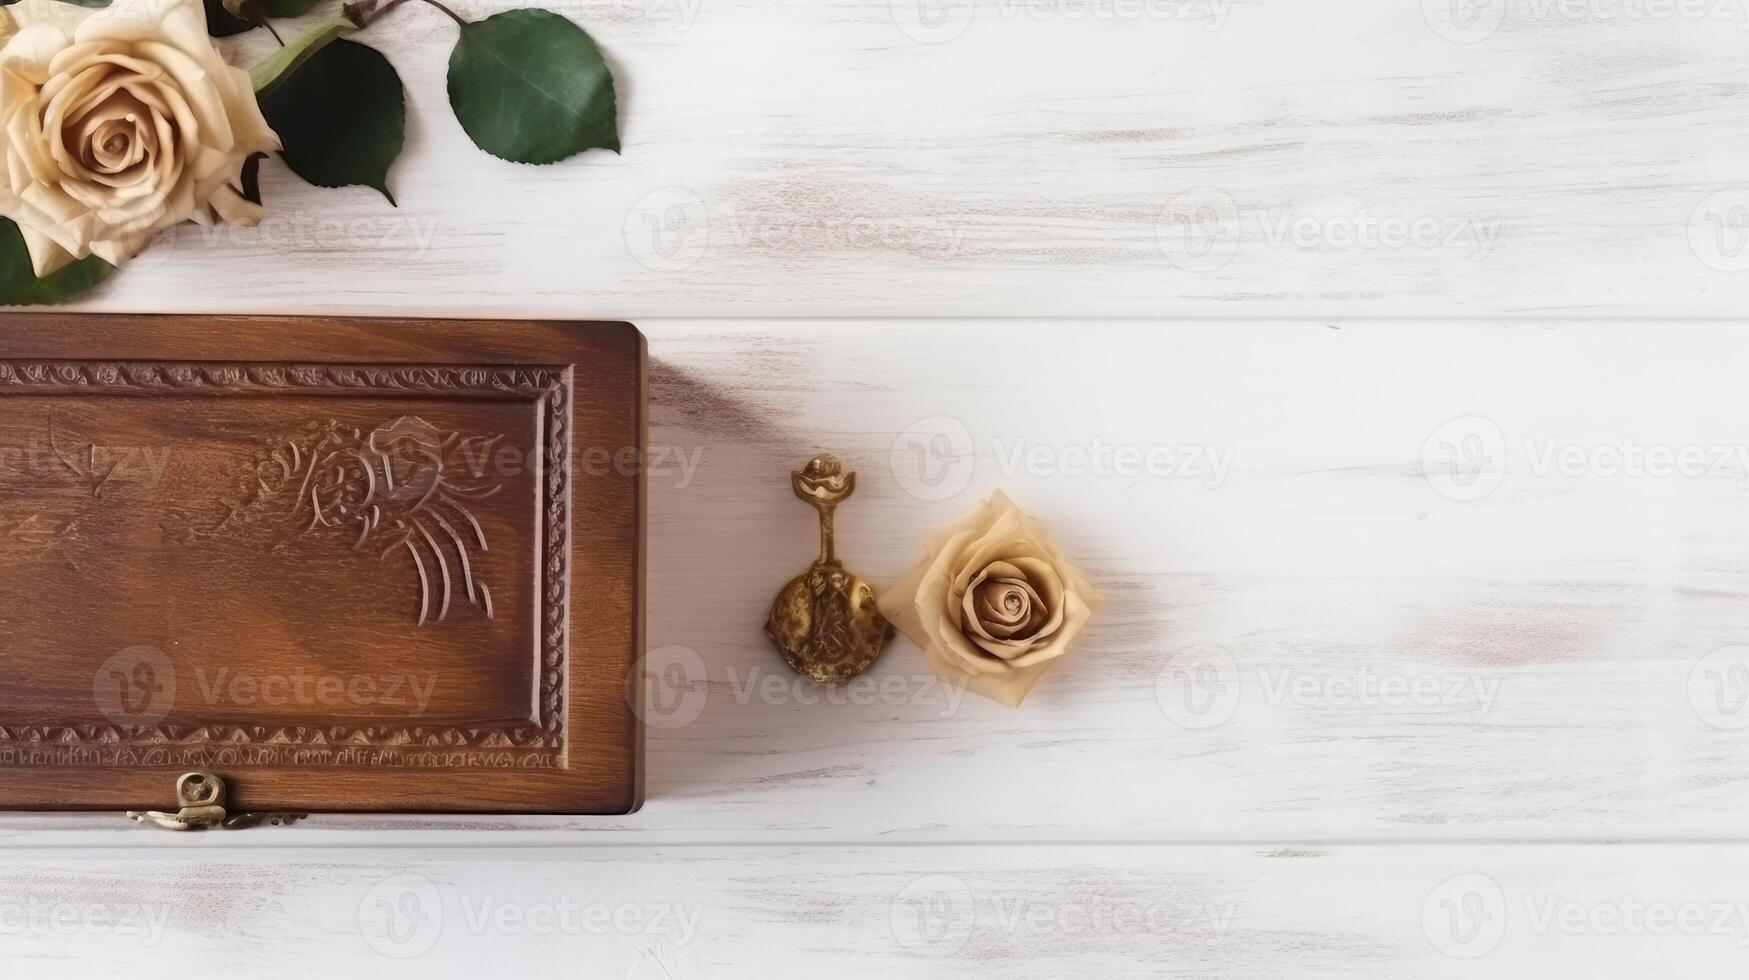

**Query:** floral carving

left=0, top=359, right=573, bottom=759
left=220, top=416, right=505, bottom=626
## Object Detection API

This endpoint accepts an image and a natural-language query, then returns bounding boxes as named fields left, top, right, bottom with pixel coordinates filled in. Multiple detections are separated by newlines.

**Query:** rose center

left=70, top=95, right=159, bottom=179
left=1002, top=590, right=1023, bottom=614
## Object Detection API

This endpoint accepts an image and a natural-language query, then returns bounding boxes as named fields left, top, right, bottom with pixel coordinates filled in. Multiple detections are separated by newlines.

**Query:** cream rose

left=877, top=491, right=1100, bottom=706
left=0, top=0, right=278, bottom=275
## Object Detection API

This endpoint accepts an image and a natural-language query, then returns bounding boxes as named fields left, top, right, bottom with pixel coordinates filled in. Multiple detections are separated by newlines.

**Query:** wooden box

left=0, top=315, right=644, bottom=815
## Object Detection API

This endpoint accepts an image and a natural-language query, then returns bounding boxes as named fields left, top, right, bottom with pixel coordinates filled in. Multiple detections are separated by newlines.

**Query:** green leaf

left=259, top=38, right=404, bottom=204
left=249, top=12, right=356, bottom=98
left=447, top=9, right=619, bottom=165
left=0, top=218, right=112, bottom=306
left=262, top=0, right=319, bottom=17
left=209, top=0, right=258, bottom=34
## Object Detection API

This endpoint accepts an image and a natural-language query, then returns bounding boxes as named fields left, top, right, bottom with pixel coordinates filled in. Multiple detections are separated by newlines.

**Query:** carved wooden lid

left=0, top=315, right=644, bottom=815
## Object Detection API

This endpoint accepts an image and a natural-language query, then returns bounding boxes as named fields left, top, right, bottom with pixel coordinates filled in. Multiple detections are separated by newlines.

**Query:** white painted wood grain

left=449, top=318, right=1749, bottom=841
left=3, top=844, right=1748, bottom=976
left=13, top=0, right=1749, bottom=958
left=37, top=0, right=1749, bottom=317
left=5, top=318, right=1749, bottom=853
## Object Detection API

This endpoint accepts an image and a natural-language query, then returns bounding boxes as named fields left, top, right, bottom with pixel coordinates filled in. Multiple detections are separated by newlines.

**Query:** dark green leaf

left=447, top=9, right=619, bottom=165
left=239, top=152, right=267, bottom=206
left=209, top=0, right=257, bottom=33
left=249, top=12, right=356, bottom=98
left=262, top=0, right=319, bottom=17
left=0, top=218, right=112, bottom=306
left=213, top=0, right=313, bottom=31
left=259, top=38, right=404, bottom=204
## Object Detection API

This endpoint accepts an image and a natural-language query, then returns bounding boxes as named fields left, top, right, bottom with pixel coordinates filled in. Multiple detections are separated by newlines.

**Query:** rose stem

left=346, top=0, right=467, bottom=28
left=417, top=0, right=469, bottom=26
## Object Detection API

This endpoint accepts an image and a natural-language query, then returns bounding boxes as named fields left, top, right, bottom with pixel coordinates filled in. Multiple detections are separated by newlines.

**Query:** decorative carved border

left=0, top=360, right=564, bottom=396
left=0, top=360, right=572, bottom=768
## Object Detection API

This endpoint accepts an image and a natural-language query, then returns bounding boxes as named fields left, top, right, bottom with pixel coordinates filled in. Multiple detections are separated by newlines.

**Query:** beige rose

left=877, top=491, right=1099, bottom=706
left=0, top=0, right=278, bottom=275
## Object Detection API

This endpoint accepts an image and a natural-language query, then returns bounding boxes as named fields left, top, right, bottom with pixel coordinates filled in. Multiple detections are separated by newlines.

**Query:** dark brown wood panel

left=0, top=315, right=644, bottom=814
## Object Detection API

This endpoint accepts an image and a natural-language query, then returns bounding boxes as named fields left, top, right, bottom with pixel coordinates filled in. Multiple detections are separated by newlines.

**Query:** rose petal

left=993, top=586, right=1095, bottom=670
left=999, top=555, right=1065, bottom=640
left=972, top=578, right=1045, bottom=641
left=0, top=25, right=71, bottom=86
left=0, top=0, right=279, bottom=272
left=876, top=489, right=1101, bottom=707
left=17, top=221, right=71, bottom=275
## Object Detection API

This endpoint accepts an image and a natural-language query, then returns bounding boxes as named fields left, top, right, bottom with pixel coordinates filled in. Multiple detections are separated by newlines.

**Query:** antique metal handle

left=764, top=455, right=893, bottom=685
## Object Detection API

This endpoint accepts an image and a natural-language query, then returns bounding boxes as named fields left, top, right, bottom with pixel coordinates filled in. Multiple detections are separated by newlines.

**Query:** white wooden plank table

left=10, top=0, right=1749, bottom=973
